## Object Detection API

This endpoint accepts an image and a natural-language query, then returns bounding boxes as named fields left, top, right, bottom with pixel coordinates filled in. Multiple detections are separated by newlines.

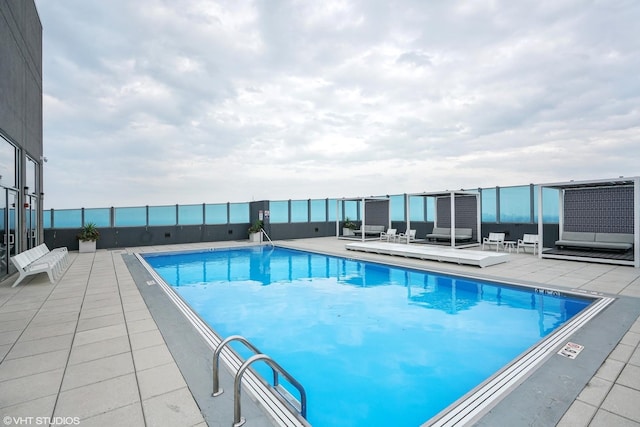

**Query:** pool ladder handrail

left=260, top=228, right=274, bottom=246
left=212, top=335, right=307, bottom=427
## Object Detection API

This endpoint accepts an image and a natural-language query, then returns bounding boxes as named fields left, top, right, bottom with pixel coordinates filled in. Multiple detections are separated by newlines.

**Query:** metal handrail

left=260, top=228, right=274, bottom=246
left=233, top=353, right=307, bottom=427
left=212, top=335, right=262, bottom=396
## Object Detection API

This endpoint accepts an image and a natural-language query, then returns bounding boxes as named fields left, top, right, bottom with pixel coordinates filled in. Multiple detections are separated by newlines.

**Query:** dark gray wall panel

left=0, top=0, right=42, bottom=157
left=364, top=200, right=389, bottom=226
left=564, top=187, right=634, bottom=233
left=436, top=195, right=478, bottom=239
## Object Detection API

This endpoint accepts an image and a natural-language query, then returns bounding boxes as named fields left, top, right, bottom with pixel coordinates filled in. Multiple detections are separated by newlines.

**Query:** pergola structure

left=335, top=196, right=390, bottom=242
left=537, top=176, right=640, bottom=268
left=405, top=190, right=481, bottom=248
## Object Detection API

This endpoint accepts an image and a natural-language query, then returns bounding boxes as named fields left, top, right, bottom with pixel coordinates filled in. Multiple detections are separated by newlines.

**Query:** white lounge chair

left=380, top=228, right=397, bottom=242
left=397, top=229, right=417, bottom=243
left=10, top=243, right=69, bottom=288
left=482, top=233, right=505, bottom=251
left=11, top=253, right=57, bottom=287
left=517, top=234, right=539, bottom=255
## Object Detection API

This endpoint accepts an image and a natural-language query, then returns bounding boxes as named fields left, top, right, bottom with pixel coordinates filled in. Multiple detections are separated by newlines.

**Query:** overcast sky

left=35, top=0, right=640, bottom=209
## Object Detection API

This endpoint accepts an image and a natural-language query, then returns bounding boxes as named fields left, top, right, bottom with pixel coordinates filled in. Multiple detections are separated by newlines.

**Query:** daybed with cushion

left=426, top=227, right=473, bottom=242
left=353, top=225, right=386, bottom=237
left=555, top=231, right=634, bottom=251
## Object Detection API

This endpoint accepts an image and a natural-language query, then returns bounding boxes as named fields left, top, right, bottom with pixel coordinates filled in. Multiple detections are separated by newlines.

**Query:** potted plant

left=248, top=220, right=264, bottom=243
left=77, top=222, right=100, bottom=253
left=343, top=217, right=357, bottom=236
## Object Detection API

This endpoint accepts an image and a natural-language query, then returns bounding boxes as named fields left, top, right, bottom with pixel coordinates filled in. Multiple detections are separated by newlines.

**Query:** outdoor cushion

left=561, top=231, right=596, bottom=242
left=354, top=225, right=386, bottom=235
left=427, top=227, right=473, bottom=241
left=455, top=228, right=473, bottom=239
left=595, top=233, right=634, bottom=244
left=556, top=232, right=633, bottom=251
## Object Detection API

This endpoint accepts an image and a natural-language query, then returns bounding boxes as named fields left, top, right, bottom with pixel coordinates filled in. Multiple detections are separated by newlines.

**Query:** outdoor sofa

left=555, top=231, right=634, bottom=251
left=426, top=227, right=473, bottom=242
left=353, top=225, right=386, bottom=237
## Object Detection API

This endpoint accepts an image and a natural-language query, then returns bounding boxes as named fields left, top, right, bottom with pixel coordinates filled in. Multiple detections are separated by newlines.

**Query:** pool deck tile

left=599, top=384, right=640, bottom=423
left=60, top=351, right=135, bottom=391
left=631, top=347, right=640, bottom=366
left=0, top=251, right=207, bottom=427
left=137, top=362, right=192, bottom=400
left=0, top=237, right=639, bottom=426
left=53, top=373, right=141, bottom=420
left=589, top=409, right=640, bottom=427
left=132, top=344, right=178, bottom=372
left=576, top=376, right=614, bottom=407
left=141, top=387, right=206, bottom=427
left=556, top=400, right=598, bottom=427
left=78, top=403, right=146, bottom=427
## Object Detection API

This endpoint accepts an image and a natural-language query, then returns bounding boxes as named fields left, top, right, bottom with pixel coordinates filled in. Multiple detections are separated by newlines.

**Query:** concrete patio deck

left=0, top=249, right=207, bottom=427
left=1, top=237, right=639, bottom=426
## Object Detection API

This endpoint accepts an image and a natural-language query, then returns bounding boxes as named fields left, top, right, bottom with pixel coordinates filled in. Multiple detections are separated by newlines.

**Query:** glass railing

left=43, top=186, right=560, bottom=228
left=47, top=202, right=250, bottom=228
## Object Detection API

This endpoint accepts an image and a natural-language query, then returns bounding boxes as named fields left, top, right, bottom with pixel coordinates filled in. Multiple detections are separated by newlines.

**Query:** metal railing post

left=260, top=228, right=274, bottom=246
left=233, top=353, right=307, bottom=427
left=212, top=335, right=261, bottom=396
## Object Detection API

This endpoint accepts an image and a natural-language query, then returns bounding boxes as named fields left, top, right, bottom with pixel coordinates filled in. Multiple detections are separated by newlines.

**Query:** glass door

left=26, top=195, right=37, bottom=249
left=0, top=189, right=6, bottom=277
left=1, top=189, right=18, bottom=278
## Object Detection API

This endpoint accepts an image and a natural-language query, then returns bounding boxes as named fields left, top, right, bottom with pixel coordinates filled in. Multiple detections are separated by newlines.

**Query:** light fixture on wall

left=23, top=186, right=29, bottom=194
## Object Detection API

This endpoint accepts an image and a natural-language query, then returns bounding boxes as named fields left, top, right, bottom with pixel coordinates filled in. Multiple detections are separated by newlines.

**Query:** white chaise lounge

left=10, top=244, right=69, bottom=288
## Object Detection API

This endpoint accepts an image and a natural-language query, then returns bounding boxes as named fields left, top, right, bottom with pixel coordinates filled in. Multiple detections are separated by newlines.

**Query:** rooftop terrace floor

left=1, top=237, right=640, bottom=426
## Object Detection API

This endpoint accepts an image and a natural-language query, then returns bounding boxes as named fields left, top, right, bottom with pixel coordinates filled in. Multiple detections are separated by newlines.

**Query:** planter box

left=79, top=240, right=96, bottom=253
left=249, top=232, right=262, bottom=243
left=343, top=228, right=355, bottom=236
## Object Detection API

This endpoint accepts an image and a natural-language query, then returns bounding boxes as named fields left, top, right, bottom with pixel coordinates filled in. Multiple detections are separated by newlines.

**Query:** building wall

left=0, top=0, right=43, bottom=157
left=0, top=0, right=43, bottom=280
left=44, top=221, right=559, bottom=252
left=44, top=224, right=253, bottom=251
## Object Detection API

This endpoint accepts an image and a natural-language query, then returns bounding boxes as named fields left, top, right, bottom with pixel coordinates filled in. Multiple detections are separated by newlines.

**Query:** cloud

left=35, top=0, right=640, bottom=208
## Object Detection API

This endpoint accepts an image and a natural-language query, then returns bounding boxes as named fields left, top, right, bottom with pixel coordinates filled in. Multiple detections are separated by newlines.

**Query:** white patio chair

left=380, top=228, right=397, bottom=242
left=10, top=253, right=56, bottom=288
left=517, top=234, right=539, bottom=255
left=482, top=232, right=505, bottom=251
left=397, top=229, right=417, bottom=243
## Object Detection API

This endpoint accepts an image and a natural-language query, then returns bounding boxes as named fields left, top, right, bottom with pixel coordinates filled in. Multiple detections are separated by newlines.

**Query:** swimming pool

left=142, top=246, right=596, bottom=426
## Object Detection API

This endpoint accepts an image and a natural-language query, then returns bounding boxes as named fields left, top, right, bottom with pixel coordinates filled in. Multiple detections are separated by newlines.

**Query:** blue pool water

left=143, top=246, right=591, bottom=427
